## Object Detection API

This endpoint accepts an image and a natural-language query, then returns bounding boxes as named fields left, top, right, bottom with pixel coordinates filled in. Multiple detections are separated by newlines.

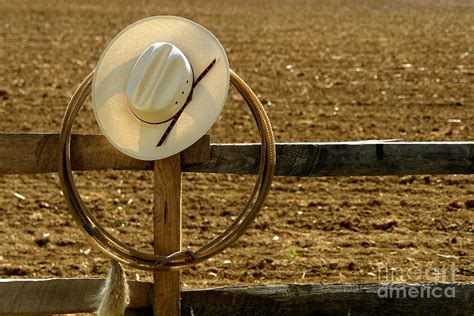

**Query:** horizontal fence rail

left=0, top=279, right=472, bottom=314
left=0, top=133, right=473, bottom=176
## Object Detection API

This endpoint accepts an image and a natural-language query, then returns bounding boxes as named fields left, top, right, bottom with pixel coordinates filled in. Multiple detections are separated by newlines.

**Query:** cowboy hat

left=92, top=16, right=229, bottom=160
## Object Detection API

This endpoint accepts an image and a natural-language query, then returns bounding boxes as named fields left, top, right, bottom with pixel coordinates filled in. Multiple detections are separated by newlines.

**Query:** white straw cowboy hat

left=92, top=16, right=229, bottom=160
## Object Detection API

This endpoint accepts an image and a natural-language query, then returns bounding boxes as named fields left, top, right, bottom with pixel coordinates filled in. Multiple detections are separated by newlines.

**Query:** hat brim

left=92, top=16, right=229, bottom=161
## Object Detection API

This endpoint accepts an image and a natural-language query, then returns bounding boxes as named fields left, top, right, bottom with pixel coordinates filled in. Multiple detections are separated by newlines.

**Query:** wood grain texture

left=181, top=283, right=474, bottom=315
left=186, top=141, right=474, bottom=176
left=0, top=278, right=153, bottom=314
left=0, top=280, right=472, bottom=315
left=153, top=155, right=182, bottom=316
left=0, top=133, right=209, bottom=174
left=0, top=133, right=473, bottom=176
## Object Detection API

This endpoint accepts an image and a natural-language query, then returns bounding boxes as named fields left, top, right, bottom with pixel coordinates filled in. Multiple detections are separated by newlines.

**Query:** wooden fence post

left=153, top=154, right=182, bottom=315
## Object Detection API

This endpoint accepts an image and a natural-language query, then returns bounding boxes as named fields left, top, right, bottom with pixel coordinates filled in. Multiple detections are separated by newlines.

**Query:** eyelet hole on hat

left=175, top=101, right=178, bottom=104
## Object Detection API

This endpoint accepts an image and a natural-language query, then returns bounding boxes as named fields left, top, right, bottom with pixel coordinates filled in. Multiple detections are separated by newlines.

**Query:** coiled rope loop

left=58, top=70, right=276, bottom=271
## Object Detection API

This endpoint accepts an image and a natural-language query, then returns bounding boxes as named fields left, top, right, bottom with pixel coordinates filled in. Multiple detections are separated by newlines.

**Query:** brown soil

left=0, top=0, right=472, bottom=291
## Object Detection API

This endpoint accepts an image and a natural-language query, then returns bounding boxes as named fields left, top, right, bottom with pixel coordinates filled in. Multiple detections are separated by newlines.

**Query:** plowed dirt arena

left=0, top=0, right=472, bottom=289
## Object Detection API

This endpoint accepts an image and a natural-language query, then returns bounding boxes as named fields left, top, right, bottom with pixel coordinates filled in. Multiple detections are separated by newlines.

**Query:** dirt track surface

left=0, top=0, right=472, bottom=290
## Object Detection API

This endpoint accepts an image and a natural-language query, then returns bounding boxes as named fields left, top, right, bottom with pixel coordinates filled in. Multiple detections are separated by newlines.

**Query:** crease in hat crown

left=125, top=42, right=193, bottom=124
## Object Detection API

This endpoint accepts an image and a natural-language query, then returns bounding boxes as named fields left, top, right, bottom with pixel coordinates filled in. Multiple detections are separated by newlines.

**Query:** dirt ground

left=0, top=0, right=472, bottom=292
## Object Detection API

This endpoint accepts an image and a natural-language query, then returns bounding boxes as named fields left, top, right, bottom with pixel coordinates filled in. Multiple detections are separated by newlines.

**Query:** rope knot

left=183, top=249, right=197, bottom=262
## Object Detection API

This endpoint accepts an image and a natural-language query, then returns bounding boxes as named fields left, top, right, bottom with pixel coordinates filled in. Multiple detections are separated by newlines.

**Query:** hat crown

left=125, top=42, right=193, bottom=124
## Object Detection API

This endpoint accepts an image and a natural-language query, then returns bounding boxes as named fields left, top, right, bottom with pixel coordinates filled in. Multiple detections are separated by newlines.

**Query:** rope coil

left=58, top=70, right=276, bottom=271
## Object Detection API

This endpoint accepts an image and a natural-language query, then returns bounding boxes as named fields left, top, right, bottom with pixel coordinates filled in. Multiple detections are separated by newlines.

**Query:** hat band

left=127, top=58, right=216, bottom=147
left=156, top=58, right=216, bottom=147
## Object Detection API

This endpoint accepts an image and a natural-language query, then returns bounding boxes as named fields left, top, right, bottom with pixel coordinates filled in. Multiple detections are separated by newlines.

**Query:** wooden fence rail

left=0, top=278, right=472, bottom=315
left=1, top=133, right=473, bottom=176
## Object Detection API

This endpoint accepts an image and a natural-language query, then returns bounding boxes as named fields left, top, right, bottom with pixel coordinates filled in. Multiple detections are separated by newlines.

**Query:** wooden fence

left=0, top=133, right=473, bottom=315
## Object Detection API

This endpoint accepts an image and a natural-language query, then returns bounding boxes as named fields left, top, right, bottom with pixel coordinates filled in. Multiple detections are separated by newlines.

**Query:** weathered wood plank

left=0, top=133, right=473, bottom=176
left=153, top=155, right=182, bottom=315
left=0, top=133, right=209, bottom=174
left=0, top=278, right=153, bottom=314
left=0, top=280, right=472, bottom=315
left=189, top=142, right=474, bottom=176
left=182, top=283, right=474, bottom=315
